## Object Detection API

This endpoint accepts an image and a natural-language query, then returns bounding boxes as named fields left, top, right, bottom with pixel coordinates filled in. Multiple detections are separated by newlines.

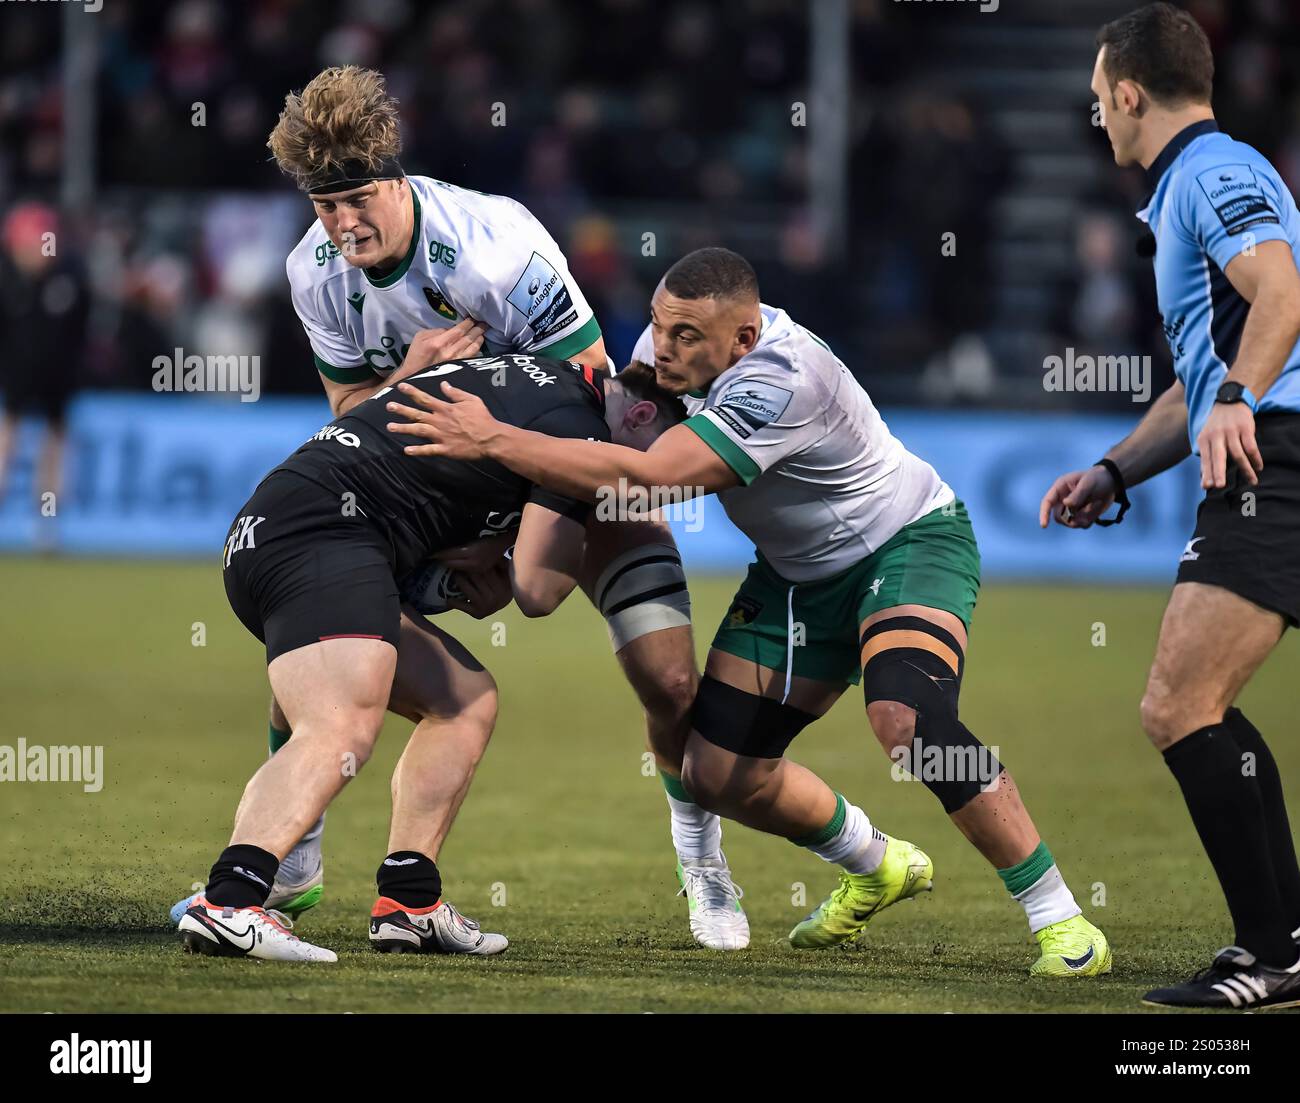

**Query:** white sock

left=278, top=813, right=325, bottom=885
left=665, top=793, right=722, bottom=860
left=803, top=797, right=887, bottom=874
left=1014, top=865, right=1081, bottom=933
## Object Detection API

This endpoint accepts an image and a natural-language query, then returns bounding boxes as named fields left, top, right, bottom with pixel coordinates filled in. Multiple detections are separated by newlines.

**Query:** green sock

left=659, top=770, right=693, bottom=803
left=790, top=793, right=847, bottom=848
left=996, top=841, right=1054, bottom=896
left=996, top=841, right=1081, bottom=931
left=269, top=723, right=291, bottom=755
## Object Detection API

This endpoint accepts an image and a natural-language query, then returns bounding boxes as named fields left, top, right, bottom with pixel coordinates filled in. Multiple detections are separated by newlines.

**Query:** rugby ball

left=399, top=561, right=466, bottom=615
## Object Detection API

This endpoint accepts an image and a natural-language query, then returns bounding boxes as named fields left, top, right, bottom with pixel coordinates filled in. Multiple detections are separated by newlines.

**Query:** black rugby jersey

left=274, top=354, right=608, bottom=576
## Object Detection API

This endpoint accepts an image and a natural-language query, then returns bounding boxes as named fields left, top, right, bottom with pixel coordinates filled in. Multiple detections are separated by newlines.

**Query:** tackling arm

left=489, top=421, right=738, bottom=502
left=385, top=380, right=739, bottom=500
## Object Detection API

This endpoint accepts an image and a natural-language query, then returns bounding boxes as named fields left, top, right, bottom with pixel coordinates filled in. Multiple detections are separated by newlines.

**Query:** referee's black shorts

left=222, top=471, right=401, bottom=664
left=1176, top=412, right=1300, bottom=627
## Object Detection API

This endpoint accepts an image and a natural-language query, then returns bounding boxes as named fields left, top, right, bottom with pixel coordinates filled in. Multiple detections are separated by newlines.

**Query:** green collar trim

left=364, top=187, right=422, bottom=289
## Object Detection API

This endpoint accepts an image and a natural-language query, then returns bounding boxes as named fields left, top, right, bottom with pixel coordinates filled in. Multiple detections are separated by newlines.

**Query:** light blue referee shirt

left=1137, top=119, right=1300, bottom=449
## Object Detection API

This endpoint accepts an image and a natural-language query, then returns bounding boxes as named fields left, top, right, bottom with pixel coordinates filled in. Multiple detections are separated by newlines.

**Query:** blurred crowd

left=0, top=0, right=1298, bottom=408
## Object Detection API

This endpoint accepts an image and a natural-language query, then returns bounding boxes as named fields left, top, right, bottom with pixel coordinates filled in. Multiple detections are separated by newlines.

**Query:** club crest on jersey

left=725, top=595, right=763, bottom=627
left=424, top=285, right=458, bottom=321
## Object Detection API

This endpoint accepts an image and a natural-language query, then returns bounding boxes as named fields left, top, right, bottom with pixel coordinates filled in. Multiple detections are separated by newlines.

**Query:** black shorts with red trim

left=1175, top=412, right=1300, bottom=628
left=223, top=471, right=401, bottom=663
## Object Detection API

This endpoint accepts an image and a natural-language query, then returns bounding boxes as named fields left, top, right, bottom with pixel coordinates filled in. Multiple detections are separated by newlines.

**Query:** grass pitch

left=1, top=557, right=1296, bottom=1013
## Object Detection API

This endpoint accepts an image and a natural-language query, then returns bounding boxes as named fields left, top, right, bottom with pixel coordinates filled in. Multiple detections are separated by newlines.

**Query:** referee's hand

left=1196, top=402, right=1263, bottom=490
left=1039, top=466, right=1117, bottom=529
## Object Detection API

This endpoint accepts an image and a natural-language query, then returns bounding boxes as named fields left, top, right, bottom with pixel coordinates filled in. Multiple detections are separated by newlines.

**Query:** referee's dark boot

left=1142, top=946, right=1300, bottom=1010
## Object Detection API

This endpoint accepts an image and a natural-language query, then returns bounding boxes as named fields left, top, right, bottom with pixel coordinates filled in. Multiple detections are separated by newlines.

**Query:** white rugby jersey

left=287, top=175, right=601, bottom=384
left=632, top=306, right=953, bottom=582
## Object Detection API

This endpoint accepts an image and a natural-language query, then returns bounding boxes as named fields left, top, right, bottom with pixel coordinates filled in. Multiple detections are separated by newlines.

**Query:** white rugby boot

left=178, top=896, right=337, bottom=962
left=677, top=853, right=750, bottom=950
left=369, top=897, right=508, bottom=955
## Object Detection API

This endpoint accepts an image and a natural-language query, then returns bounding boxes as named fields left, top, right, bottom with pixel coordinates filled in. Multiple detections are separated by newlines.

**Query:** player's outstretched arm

left=509, top=503, right=586, bottom=617
left=386, top=381, right=739, bottom=500
left=1039, top=379, right=1190, bottom=529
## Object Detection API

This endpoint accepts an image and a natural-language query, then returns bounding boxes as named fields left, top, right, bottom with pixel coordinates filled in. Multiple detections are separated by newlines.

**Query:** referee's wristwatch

left=1214, top=381, right=1259, bottom=412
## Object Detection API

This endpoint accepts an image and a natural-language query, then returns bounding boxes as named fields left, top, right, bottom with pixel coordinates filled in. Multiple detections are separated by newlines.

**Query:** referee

left=1040, top=3, right=1300, bottom=1009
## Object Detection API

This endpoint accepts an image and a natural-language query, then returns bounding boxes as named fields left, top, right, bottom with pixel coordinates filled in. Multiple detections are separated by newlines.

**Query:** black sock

left=376, top=851, right=442, bottom=909
left=205, top=844, right=279, bottom=909
left=1164, top=724, right=1297, bottom=967
left=1224, top=707, right=1300, bottom=935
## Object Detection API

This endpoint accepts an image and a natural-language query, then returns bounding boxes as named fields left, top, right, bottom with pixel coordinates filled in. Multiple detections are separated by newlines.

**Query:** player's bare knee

left=459, top=677, right=499, bottom=746
left=680, top=746, right=735, bottom=815
left=341, top=722, right=385, bottom=769
left=409, top=665, right=499, bottom=727
left=638, top=661, right=698, bottom=725
left=678, top=751, right=719, bottom=812
left=866, top=699, right=917, bottom=756
left=325, top=704, right=387, bottom=764
left=1139, top=681, right=1187, bottom=750
left=272, top=714, right=381, bottom=776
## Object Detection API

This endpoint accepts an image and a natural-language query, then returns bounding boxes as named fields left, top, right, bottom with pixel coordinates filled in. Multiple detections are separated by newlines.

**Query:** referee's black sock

left=1224, top=707, right=1300, bottom=935
left=376, top=851, right=442, bottom=910
left=205, top=844, right=279, bottom=910
left=1164, top=724, right=1297, bottom=967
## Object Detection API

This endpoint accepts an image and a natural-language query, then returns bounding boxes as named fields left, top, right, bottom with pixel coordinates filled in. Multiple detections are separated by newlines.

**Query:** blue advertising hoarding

left=0, top=393, right=1202, bottom=583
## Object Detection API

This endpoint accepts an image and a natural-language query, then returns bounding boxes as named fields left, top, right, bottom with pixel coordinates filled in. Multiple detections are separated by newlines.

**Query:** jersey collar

left=364, top=185, right=422, bottom=289
left=1144, top=118, right=1218, bottom=190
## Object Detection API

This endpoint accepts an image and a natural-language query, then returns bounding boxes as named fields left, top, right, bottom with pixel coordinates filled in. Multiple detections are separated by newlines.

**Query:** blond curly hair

left=267, top=66, right=402, bottom=190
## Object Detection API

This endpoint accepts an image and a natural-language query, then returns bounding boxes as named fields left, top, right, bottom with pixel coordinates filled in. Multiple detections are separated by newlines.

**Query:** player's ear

left=1117, top=79, right=1142, bottom=117
left=626, top=399, right=659, bottom=430
left=734, top=319, right=760, bottom=358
